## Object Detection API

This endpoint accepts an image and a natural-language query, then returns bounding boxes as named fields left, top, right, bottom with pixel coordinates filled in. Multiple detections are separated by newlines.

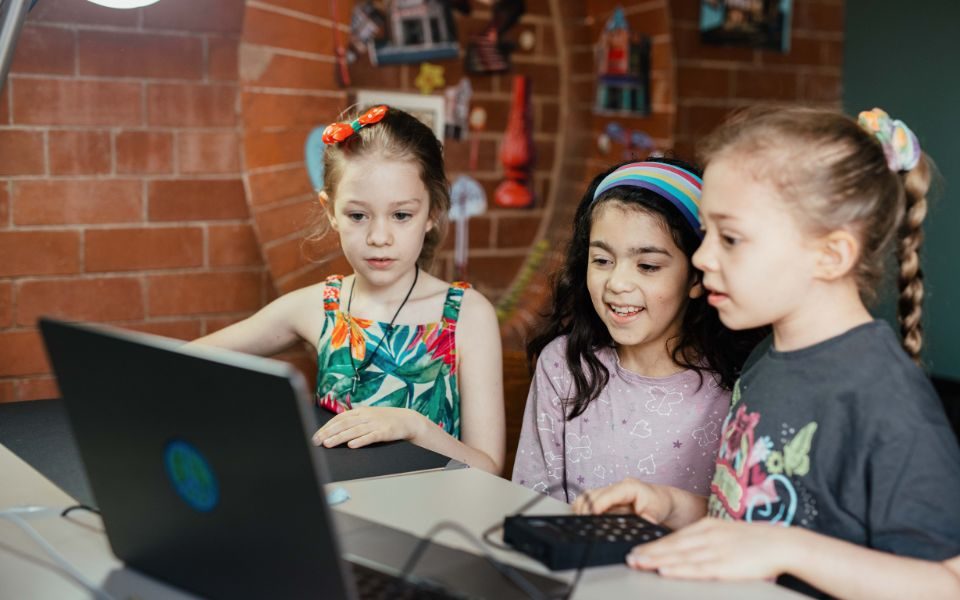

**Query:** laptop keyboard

left=350, top=561, right=464, bottom=599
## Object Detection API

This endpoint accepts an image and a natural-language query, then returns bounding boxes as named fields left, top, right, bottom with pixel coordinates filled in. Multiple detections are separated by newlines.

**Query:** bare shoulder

left=457, top=287, right=499, bottom=335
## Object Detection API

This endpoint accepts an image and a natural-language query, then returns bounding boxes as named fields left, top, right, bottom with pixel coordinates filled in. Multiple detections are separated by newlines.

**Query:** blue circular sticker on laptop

left=163, top=440, right=219, bottom=512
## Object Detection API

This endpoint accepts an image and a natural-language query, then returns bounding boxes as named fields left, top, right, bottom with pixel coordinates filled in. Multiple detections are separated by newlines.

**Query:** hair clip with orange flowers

left=321, top=105, right=389, bottom=145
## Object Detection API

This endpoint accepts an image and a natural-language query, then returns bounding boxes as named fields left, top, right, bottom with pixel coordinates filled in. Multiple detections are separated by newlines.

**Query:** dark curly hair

left=527, top=157, right=766, bottom=420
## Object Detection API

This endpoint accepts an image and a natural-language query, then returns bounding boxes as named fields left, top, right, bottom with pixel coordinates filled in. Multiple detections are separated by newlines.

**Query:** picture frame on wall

left=354, top=90, right=446, bottom=142
left=699, top=0, right=793, bottom=52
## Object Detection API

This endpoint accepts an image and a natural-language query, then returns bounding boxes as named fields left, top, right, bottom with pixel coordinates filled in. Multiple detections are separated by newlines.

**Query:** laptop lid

left=39, top=318, right=358, bottom=600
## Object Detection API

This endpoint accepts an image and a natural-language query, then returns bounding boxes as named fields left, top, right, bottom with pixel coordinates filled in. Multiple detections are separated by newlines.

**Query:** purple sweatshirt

left=512, top=336, right=730, bottom=503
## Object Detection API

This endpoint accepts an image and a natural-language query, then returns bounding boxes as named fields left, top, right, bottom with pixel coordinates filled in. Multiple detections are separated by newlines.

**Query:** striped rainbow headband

left=592, top=162, right=703, bottom=238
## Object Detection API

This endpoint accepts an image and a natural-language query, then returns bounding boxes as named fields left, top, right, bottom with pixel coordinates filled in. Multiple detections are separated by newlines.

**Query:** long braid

left=897, top=160, right=931, bottom=363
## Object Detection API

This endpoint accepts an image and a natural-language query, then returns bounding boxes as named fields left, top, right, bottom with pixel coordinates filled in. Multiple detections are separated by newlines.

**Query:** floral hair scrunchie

left=857, top=108, right=922, bottom=173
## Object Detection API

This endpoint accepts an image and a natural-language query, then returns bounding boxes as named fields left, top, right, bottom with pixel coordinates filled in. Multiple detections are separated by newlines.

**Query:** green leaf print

left=412, top=377, right=448, bottom=425
left=371, top=386, right=408, bottom=408
left=390, top=326, right=413, bottom=357
left=394, top=353, right=443, bottom=384
left=783, top=422, right=818, bottom=477
left=353, top=371, right=387, bottom=402
left=731, top=379, right=742, bottom=407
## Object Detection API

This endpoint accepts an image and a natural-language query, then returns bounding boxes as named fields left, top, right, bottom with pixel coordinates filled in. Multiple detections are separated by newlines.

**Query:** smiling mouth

left=606, top=303, right=645, bottom=318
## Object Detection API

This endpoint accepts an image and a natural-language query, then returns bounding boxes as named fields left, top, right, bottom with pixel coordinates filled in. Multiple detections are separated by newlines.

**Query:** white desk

left=0, top=443, right=802, bottom=599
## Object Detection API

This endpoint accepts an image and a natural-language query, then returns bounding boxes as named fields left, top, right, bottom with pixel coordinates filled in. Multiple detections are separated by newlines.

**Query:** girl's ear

left=815, top=229, right=860, bottom=281
left=320, top=191, right=338, bottom=231
left=688, top=273, right=705, bottom=299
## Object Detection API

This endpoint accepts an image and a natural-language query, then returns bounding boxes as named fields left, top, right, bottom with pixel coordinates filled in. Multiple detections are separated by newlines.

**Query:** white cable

left=0, top=505, right=115, bottom=600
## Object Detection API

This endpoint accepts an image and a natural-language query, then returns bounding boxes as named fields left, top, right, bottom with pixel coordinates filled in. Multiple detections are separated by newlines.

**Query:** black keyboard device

left=502, top=514, right=671, bottom=570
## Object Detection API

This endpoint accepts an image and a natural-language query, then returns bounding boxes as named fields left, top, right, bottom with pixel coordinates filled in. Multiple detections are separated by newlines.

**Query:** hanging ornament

left=468, top=106, right=488, bottom=171
left=494, top=75, right=534, bottom=208
left=444, top=78, right=472, bottom=141
left=415, top=62, right=445, bottom=94
left=449, top=176, right=487, bottom=279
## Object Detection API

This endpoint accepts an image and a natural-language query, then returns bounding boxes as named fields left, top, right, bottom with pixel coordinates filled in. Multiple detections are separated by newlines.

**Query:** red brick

left=254, top=199, right=314, bottom=242
left=209, top=224, right=263, bottom=267
left=512, top=62, right=561, bottom=97
left=441, top=216, right=491, bottom=250
left=264, top=236, right=311, bottom=276
left=242, top=52, right=338, bottom=91
left=178, top=131, right=241, bottom=174
left=148, top=179, right=248, bottom=221
left=13, top=180, right=141, bottom=225
left=242, top=92, right=341, bottom=130
left=0, top=281, right=11, bottom=327
left=85, top=227, right=204, bottom=272
left=0, top=130, right=45, bottom=176
left=496, top=214, right=542, bottom=248
left=675, top=24, right=755, bottom=63
left=244, top=128, right=310, bottom=170
left=445, top=139, right=498, bottom=174
left=1, top=183, right=10, bottom=228
left=78, top=31, right=203, bottom=80
left=794, top=2, right=844, bottom=32
left=627, top=6, right=669, bottom=37
left=12, top=78, right=142, bottom=126
left=208, top=37, right=239, bottom=81
left=48, top=130, right=112, bottom=175
left=147, top=83, right=237, bottom=127
left=29, top=0, right=139, bottom=27
left=0, top=84, right=9, bottom=124
left=670, top=0, right=701, bottom=22
left=0, top=231, right=79, bottom=276
left=18, top=377, right=60, bottom=401
left=115, top=131, right=174, bottom=175
left=0, top=381, right=13, bottom=403
left=759, top=35, right=821, bottom=66
left=466, top=254, right=526, bottom=289
left=9, top=25, right=74, bottom=75
left=244, top=7, right=331, bottom=55
left=0, top=330, right=48, bottom=377
left=257, top=0, right=332, bottom=19
left=679, top=104, right=733, bottom=137
left=122, top=319, right=204, bottom=341
left=142, top=0, right=245, bottom=33
left=822, top=39, right=843, bottom=68
left=651, top=38, right=673, bottom=71
left=17, top=277, right=144, bottom=326
left=800, top=73, right=842, bottom=103
left=300, top=228, right=341, bottom=264
left=678, top=65, right=732, bottom=99
left=347, top=61, right=403, bottom=90
left=147, top=271, right=263, bottom=316
left=247, top=165, right=315, bottom=208
left=734, top=69, right=798, bottom=100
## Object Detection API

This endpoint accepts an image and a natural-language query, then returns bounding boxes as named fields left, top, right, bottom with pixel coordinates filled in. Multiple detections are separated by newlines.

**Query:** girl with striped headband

left=513, top=157, right=763, bottom=503
left=574, top=107, right=960, bottom=598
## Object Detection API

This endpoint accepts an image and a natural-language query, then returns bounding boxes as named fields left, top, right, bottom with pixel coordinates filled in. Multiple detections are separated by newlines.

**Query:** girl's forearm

left=409, top=412, right=501, bottom=475
left=783, top=528, right=960, bottom=600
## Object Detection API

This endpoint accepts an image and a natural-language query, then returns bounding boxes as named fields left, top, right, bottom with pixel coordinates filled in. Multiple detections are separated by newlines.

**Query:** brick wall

left=671, top=0, right=844, bottom=159
left=0, top=0, right=265, bottom=402
left=240, top=0, right=564, bottom=303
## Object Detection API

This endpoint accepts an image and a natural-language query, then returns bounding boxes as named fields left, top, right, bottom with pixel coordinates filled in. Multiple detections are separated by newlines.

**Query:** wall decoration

left=331, top=0, right=351, bottom=85
left=494, top=75, right=534, bottom=208
left=465, top=0, right=526, bottom=74
left=597, top=122, right=655, bottom=160
left=348, top=1, right=388, bottom=63
left=373, top=0, right=461, bottom=65
left=595, top=6, right=651, bottom=115
left=449, top=175, right=487, bottom=279
left=355, top=90, right=445, bottom=140
left=700, top=0, right=792, bottom=52
left=444, top=77, right=472, bottom=141
left=468, top=106, right=487, bottom=170
left=414, top=62, right=446, bottom=94
left=305, top=127, right=327, bottom=191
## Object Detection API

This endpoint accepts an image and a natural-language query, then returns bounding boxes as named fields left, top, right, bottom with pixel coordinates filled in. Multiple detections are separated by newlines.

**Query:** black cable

left=60, top=504, right=101, bottom=518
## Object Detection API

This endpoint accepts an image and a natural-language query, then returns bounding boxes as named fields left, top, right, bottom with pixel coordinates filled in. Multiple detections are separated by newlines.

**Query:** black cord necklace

left=345, top=264, right=419, bottom=397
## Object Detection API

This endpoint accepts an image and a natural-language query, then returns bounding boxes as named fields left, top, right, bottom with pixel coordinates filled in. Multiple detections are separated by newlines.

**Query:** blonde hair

left=698, top=106, right=932, bottom=363
left=304, top=106, right=450, bottom=271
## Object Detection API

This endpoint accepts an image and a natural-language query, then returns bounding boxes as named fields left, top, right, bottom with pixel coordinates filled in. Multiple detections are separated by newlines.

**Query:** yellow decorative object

left=415, top=62, right=445, bottom=94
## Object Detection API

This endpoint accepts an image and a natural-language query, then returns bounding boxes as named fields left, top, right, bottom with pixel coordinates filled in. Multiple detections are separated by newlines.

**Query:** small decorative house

left=595, top=7, right=651, bottom=115
left=373, top=0, right=460, bottom=65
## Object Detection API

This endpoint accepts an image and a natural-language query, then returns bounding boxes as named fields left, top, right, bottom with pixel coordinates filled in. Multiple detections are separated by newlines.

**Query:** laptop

left=38, top=317, right=464, bottom=600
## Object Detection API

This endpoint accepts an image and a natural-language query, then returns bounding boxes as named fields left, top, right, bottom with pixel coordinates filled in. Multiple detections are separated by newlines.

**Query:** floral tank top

left=315, top=275, right=468, bottom=439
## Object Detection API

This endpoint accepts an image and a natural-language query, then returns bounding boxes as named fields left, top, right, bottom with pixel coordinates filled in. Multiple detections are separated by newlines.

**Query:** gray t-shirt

left=513, top=336, right=730, bottom=503
left=708, top=321, right=960, bottom=564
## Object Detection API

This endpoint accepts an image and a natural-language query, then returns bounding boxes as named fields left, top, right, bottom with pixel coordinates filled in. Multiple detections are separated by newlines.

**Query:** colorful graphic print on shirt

left=707, top=381, right=819, bottom=526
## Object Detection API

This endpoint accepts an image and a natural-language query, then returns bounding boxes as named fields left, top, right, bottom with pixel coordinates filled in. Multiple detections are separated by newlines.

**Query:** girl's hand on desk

left=627, top=517, right=791, bottom=581
left=573, top=478, right=672, bottom=524
left=312, top=406, right=426, bottom=448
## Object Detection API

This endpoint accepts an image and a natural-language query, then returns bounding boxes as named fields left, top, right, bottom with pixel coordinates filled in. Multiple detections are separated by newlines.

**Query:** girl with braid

left=575, top=107, right=960, bottom=597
